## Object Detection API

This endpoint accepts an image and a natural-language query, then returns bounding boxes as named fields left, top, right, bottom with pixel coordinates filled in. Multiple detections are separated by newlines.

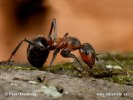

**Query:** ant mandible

left=6, top=18, right=98, bottom=70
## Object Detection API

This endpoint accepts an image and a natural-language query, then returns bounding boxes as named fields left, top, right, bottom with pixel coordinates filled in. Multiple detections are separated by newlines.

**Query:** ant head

left=79, top=43, right=95, bottom=55
left=79, top=43, right=97, bottom=69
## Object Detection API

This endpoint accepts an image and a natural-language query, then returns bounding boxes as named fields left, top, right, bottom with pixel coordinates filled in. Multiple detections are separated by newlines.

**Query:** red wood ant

left=6, top=19, right=123, bottom=72
left=6, top=18, right=97, bottom=70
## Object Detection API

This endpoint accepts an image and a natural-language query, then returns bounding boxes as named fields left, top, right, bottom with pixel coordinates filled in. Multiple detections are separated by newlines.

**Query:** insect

left=6, top=18, right=98, bottom=70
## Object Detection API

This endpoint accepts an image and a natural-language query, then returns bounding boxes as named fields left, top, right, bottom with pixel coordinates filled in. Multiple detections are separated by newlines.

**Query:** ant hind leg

left=7, top=38, right=43, bottom=62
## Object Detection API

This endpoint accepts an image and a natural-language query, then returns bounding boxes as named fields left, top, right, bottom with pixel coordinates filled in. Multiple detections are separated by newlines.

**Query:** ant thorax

left=53, top=38, right=67, bottom=49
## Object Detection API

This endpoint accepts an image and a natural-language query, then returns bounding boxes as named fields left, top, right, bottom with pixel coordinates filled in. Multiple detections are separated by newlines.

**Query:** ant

left=6, top=18, right=123, bottom=75
left=6, top=18, right=98, bottom=70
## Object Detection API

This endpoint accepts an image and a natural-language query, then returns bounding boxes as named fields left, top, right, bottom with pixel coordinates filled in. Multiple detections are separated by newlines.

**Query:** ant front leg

left=60, top=48, right=84, bottom=70
left=7, top=38, right=44, bottom=62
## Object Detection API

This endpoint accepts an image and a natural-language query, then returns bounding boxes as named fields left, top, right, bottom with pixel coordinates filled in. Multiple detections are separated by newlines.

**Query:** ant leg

left=63, top=33, right=69, bottom=39
left=60, top=49, right=84, bottom=69
left=48, top=18, right=57, bottom=41
left=7, top=39, right=26, bottom=61
left=50, top=48, right=60, bottom=67
left=7, top=38, right=44, bottom=62
left=44, top=48, right=60, bottom=78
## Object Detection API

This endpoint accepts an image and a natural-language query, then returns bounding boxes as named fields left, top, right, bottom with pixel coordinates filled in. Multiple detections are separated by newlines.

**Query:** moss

left=98, top=52, right=133, bottom=66
left=44, top=62, right=84, bottom=77
left=0, top=65, right=37, bottom=70
left=89, top=66, right=112, bottom=78
left=104, top=75, right=133, bottom=84
left=111, top=69, right=127, bottom=75
left=0, top=52, right=133, bottom=85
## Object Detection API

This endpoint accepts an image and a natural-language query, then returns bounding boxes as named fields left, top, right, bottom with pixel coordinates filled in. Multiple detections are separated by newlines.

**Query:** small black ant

left=6, top=18, right=123, bottom=73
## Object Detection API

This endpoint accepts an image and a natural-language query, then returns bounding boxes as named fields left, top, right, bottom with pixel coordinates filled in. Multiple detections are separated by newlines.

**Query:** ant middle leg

left=44, top=48, right=60, bottom=80
left=47, top=18, right=57, bottom=42
left=49, top=48, right=60, bottom=67
left=63, top=33, right=69, bottom=39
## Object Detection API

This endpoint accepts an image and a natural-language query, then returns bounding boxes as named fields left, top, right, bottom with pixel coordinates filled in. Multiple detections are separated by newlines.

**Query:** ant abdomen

left=27, top=36, right=50, bottom=68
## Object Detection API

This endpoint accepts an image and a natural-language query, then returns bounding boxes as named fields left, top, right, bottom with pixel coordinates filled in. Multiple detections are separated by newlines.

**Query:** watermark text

left=5, top=92, right=37, bottom=97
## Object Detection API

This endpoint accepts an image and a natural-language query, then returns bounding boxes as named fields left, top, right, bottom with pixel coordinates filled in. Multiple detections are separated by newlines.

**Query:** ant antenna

left=96, top=52, right=124, bottom=68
